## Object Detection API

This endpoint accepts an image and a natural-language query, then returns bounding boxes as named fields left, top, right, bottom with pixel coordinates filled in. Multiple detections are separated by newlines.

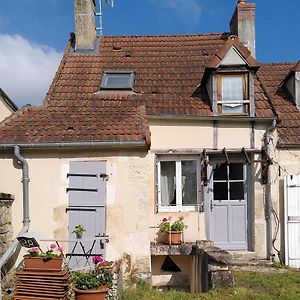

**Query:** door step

left=228, top=251, right=258, bottom=261
left=228, top=251, right=272, bottom=267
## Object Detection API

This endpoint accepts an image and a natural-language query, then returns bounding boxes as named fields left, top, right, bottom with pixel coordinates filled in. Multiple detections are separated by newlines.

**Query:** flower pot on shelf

left=24, top=257, right=63, bottom=271
left=75, top=232, right=83, bottom=239
left=73, top=286, right=108, bottom=300
left=165, top=231, right=183, bottom=245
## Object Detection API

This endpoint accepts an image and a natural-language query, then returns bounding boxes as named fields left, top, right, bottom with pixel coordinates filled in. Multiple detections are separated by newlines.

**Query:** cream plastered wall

left=0, top=96, right=14, bottom=122
left=0, top=149, right=153, bottom=272
left=149, top=119, right=270, bottom=257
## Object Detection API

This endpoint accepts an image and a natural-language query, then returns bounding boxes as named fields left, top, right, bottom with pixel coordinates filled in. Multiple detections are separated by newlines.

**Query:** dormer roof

left=206, top=36, right=260, bottom=70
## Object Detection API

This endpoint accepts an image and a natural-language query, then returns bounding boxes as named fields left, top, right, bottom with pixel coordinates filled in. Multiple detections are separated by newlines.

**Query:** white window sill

left=157, top=206, right=198, bottom=213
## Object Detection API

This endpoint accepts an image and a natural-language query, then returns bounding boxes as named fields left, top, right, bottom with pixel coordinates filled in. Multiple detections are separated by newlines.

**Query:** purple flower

left=57, top=246, right=63, bottom=253
left=50, top=243, right=56, bottom=250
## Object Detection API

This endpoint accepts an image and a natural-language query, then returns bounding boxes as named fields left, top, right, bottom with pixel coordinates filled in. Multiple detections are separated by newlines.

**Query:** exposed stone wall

left=0, top=193, right=14, bottom=256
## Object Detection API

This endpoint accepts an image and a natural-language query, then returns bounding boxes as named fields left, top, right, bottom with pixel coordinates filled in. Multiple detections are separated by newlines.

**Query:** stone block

left=209, top=270, right=234, bottom=289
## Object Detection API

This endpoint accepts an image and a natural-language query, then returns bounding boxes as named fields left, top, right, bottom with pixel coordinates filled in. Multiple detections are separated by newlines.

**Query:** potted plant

left=23, top=244, right=64, bottom=270
left=92, top=256, right=116, bottom=271
left=71, top=258, right=114, bottom=300
left=73, top=224, right=86, bottom=238
left=160, top=217, right=185, bottom=245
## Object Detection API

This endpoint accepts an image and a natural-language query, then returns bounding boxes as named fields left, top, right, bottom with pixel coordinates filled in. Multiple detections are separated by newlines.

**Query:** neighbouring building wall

left=0, top=97, right=15, bottom=122
left=0, top=149, right=153, bottom=273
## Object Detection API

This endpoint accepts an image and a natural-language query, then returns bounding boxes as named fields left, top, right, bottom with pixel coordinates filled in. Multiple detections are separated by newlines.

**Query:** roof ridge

left=260, top=62, right=298, bottom=66
left=102, top=32, right=229, bottom=39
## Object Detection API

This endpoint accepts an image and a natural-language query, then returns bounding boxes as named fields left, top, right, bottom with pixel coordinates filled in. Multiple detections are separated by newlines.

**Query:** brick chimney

left=74, top=0, right=96, bottom=52
left=230, top=0, right=256, bottom=58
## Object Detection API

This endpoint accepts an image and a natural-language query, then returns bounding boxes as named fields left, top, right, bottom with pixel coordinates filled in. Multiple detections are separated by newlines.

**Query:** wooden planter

left=73, top=287, right=108, bottom=300
left=165, top=231, right=183, bottom=245
left=24, top=257, right=63, bottom=271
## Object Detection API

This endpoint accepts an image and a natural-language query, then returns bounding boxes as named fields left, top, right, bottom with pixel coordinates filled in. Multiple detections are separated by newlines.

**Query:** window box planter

left=24, top=257, right=63, bottom=271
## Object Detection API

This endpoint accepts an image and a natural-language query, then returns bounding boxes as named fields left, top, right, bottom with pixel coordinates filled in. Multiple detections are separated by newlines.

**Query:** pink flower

left=57, top=246, right=63, bottom=253
left=50, top=244, right=56, bottom=250
left=92, top=255, right=104, bottom=264
left=28, top=247, right=39, bottom=253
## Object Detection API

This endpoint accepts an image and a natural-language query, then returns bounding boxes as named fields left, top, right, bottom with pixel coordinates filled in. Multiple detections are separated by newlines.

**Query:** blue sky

left=0, top=0, right=299, bottom=106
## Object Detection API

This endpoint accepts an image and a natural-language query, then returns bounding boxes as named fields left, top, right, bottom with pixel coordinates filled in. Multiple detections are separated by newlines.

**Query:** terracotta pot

left=73, top=287, right=108, bottom=300
left=165, top=231, right=182, bottom=245
left=24, top=257, right=63, bottom=271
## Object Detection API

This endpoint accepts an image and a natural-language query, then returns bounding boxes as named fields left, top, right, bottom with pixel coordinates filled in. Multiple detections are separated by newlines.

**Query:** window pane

left=213, top=164, right=227, bottom=180
left=213, top=182, right=228, bottom=200
left=160, top=161, right=176, bottom=206
left=102, top=72, right=133, bottom=89
left=230, top=182, right=244, bottom=200
left=105, top=74, right=131, bottom=86
left=229, top=164, right=243, bottom=180
left=182, top=160, right=197, bottom=206
left=222, top=76, right=243, bottom=101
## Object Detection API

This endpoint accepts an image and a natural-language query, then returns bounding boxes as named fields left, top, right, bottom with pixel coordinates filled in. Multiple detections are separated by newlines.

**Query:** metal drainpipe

left=13, top=146, right=30, bottom=227
left=0, top=146, right=30, bottom=299
left=264, top=119, right=276, bottom=260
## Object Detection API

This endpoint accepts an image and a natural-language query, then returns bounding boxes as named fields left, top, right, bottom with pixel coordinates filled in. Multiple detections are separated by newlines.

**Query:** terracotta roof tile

left=0, top=33, right=289, bottom=145
left=257, top=63, right=300, bottom=145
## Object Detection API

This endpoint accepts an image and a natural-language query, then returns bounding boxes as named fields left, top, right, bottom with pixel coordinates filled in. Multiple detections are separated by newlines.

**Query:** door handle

left=210, top=202, right=214, bottom=211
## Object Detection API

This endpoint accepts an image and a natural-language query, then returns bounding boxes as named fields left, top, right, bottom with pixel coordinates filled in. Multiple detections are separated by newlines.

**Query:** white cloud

left=148, top=0, right=202, bottom=25
left=0, top=34, right=62, bottom=107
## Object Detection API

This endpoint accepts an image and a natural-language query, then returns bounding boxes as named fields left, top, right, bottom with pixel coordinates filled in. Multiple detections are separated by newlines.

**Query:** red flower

left=162, top=218, right=168, bottom=222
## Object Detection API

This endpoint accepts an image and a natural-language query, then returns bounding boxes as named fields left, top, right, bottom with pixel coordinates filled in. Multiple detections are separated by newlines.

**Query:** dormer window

left=217, top=73, right=249, bottom=114
left=100, top=71, right=134, bottom=90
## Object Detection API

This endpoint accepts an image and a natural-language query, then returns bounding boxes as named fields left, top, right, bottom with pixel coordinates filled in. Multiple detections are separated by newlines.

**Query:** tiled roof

left=0, top=102, right=149, bottom=144
left=0, top=33, right=283, bottom=145
left=257, top=63, right=300, bottom=145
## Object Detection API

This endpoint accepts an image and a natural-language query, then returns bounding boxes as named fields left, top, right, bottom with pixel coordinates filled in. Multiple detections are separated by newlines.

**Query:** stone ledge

left=205, top=246, right=233, bottom=265
left=150, top=243, right=193, bottom=256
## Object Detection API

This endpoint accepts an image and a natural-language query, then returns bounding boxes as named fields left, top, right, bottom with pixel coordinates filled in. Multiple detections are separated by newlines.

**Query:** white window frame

left=216, top=73, right=249, bottom=115
left=157, top=156, right=200, bottom=212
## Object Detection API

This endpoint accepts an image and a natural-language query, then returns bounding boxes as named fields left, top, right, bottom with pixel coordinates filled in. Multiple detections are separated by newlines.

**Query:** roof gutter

left=147, top=114, right=276, bottom=123
left=277, top=143, right=300, bottom=149
left=0, top=146, right=30, bottom=299
left=0, top=140, right=148, bottom=150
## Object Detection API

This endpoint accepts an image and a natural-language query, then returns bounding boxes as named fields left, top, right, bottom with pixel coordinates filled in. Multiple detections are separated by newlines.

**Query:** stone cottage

left=1, top=0, right=300, bottom=291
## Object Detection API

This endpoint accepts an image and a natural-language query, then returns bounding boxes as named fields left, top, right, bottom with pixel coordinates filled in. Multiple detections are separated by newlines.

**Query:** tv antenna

left=96, top=0, right=114, bottom=36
